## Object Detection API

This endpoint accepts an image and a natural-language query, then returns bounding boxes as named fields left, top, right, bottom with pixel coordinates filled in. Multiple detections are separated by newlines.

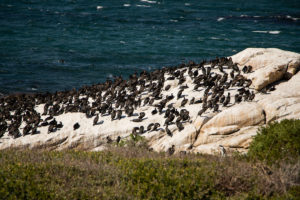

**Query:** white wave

left=252, top=30, right=280, bottom=34
left=210, top=37, right=220, bottom=40
left=96, top=6, right=103, bottom=10
left=140, top=0, right=156, bottom=3
left=123, top=4, right=131, bottom=7
left=31, top=88, right=37, bottom=91
left=240, top=14, right=248, bottom=17
left=120, top=41, right=126, bottom=44
left=217, top=17, right=224, bottom=22
left=136, top=4, right=151, bottom=7
left=170, top=19, right=178, bottom=22
left=287, top=15, right=299, bottom=21
left=107, top=74, right=113, bottom=79
left=252, top=31, right=268, bottom=33
left=269, top=31, right=280, bottom=34
left=185, top=3, right=190, bottom=6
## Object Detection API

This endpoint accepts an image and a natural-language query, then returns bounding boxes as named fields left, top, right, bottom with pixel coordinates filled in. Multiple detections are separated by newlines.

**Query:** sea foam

left=252, top=30, right=280, bottom=34
left=140, top=0, right=156, bottom=3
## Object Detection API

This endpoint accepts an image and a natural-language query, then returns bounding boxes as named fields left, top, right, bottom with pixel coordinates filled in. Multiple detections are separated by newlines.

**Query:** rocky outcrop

left=231, top=48, right=300, bottom=90
left=193, top=102, right=265, bottom=146
left=0, top=48, right=299, bottom=155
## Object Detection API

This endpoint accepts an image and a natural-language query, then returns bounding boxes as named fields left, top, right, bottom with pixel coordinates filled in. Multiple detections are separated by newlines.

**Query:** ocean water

left=0, top=0, right=299, bottom=94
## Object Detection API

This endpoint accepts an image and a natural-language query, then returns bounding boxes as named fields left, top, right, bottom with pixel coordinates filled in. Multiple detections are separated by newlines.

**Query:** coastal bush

left=248, top=119, right=300, bottom=164
left=0, top=148, right=299, bottom=199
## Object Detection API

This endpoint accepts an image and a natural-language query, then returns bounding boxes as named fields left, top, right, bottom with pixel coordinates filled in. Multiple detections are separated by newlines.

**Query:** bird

left=189, top=97, right=195, bottom=105
left=247, top=65, right=252, bottom=73
left=198, top=108, right=206, bottom=116
left=139, top=126, right=144, bottom=134
left=31, top=126, right=38, bottom=135
left=106, top=136, right=113, bottom=144
left=194, top=98, right=202, bottom=104
left=41, top=121, right=48, bottom=126
left=73, top=122, right=80, bottom=130
left=213, top=104, right=219, bottom=112
left=168, top=145, right=175, bottom=155
left=143, top=97, right=150, bottom=106
left=132, top=118, right=143, bottom=122
left=48, top=124, right=55, bottom=133
left=132, top=127, right=139, bottom=135
left=219, top=145, right=226, bottom=157
left=234, top=94, right=242, bottom=104
left=220, top=95, right=225, bottom=104
left=56, top=122, right=63, bottom=129
left=249, top=91, right=255, bottom=101
left=138, top=112, right=145, bottom=119
left=223, top=93, right=230, bottom=106
left=176, top=121, right=184, bottom=132
left=147, top=123, right=154, bottom=131
left=177, top=89, right=183, bottom=99
left=116, top=136, right=121, bottom=144
left=164, top=114, right=175, bottom=126
left=151, top=108, right=157, bottom=115
left=116, top=110, right=122, bottom=120
left=111, top=110, right=116, bottom=121
left=180, top=97, right=188, bottom=107
left=242, top=66, right=248, bottom=73
left=165, top=85, right=171, bottom=91
left=230, top=70, right=234, bottom=79
left=23, top=124, right=31, bottom=136
left=93, top=114, right=99, bottom=126
left=166, top=125, right=172, bottom=137
left=152, top=123, right=160, bottom=131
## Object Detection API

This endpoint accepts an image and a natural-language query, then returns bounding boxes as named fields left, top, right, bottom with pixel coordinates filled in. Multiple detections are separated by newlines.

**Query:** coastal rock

left=0, top=48, right=300, bottom=156
left=193, top=102, right=264, bottom=147
left=257, top=72, right=300, bottom=123
left=231, top=48, right=300, bottom=90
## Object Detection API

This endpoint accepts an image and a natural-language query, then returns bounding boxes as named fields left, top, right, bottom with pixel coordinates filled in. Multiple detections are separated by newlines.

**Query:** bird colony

left=0, top=57, right=260, bottom=153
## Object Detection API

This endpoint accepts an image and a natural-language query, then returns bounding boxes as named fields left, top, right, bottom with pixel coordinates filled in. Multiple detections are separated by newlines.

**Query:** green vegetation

left=248, top=119, right=300, bottom=164
left=0, top=119, right=299, bottom=199
left=1, top=148, right=299, bottom=199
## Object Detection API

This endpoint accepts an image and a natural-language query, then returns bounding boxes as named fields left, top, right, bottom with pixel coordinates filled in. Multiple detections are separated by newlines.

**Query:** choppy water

left=0, top=0, right=299, bottom=94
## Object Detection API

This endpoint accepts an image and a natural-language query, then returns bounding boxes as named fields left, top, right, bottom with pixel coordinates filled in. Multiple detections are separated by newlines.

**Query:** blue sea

left=0, top=0, right=299, bottom=94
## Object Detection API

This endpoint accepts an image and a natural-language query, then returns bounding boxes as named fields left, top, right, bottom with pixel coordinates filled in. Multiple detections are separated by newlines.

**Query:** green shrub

left=0, top=139, right=299, bottom=199
left=0, top=164, right=54, bottom=200
left=248, top=119, right=300, bottom=164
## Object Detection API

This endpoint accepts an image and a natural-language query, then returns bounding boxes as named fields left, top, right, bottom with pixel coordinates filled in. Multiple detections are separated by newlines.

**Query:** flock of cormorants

left=0, top=57, right=259, bottom=150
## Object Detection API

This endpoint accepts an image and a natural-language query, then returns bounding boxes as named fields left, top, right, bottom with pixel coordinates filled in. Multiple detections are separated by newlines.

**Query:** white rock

left=231, top=48, right=300, bottom=90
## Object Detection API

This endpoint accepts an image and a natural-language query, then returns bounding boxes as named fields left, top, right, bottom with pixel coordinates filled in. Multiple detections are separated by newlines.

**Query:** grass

left=0, top=147, right=299, bottom=200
